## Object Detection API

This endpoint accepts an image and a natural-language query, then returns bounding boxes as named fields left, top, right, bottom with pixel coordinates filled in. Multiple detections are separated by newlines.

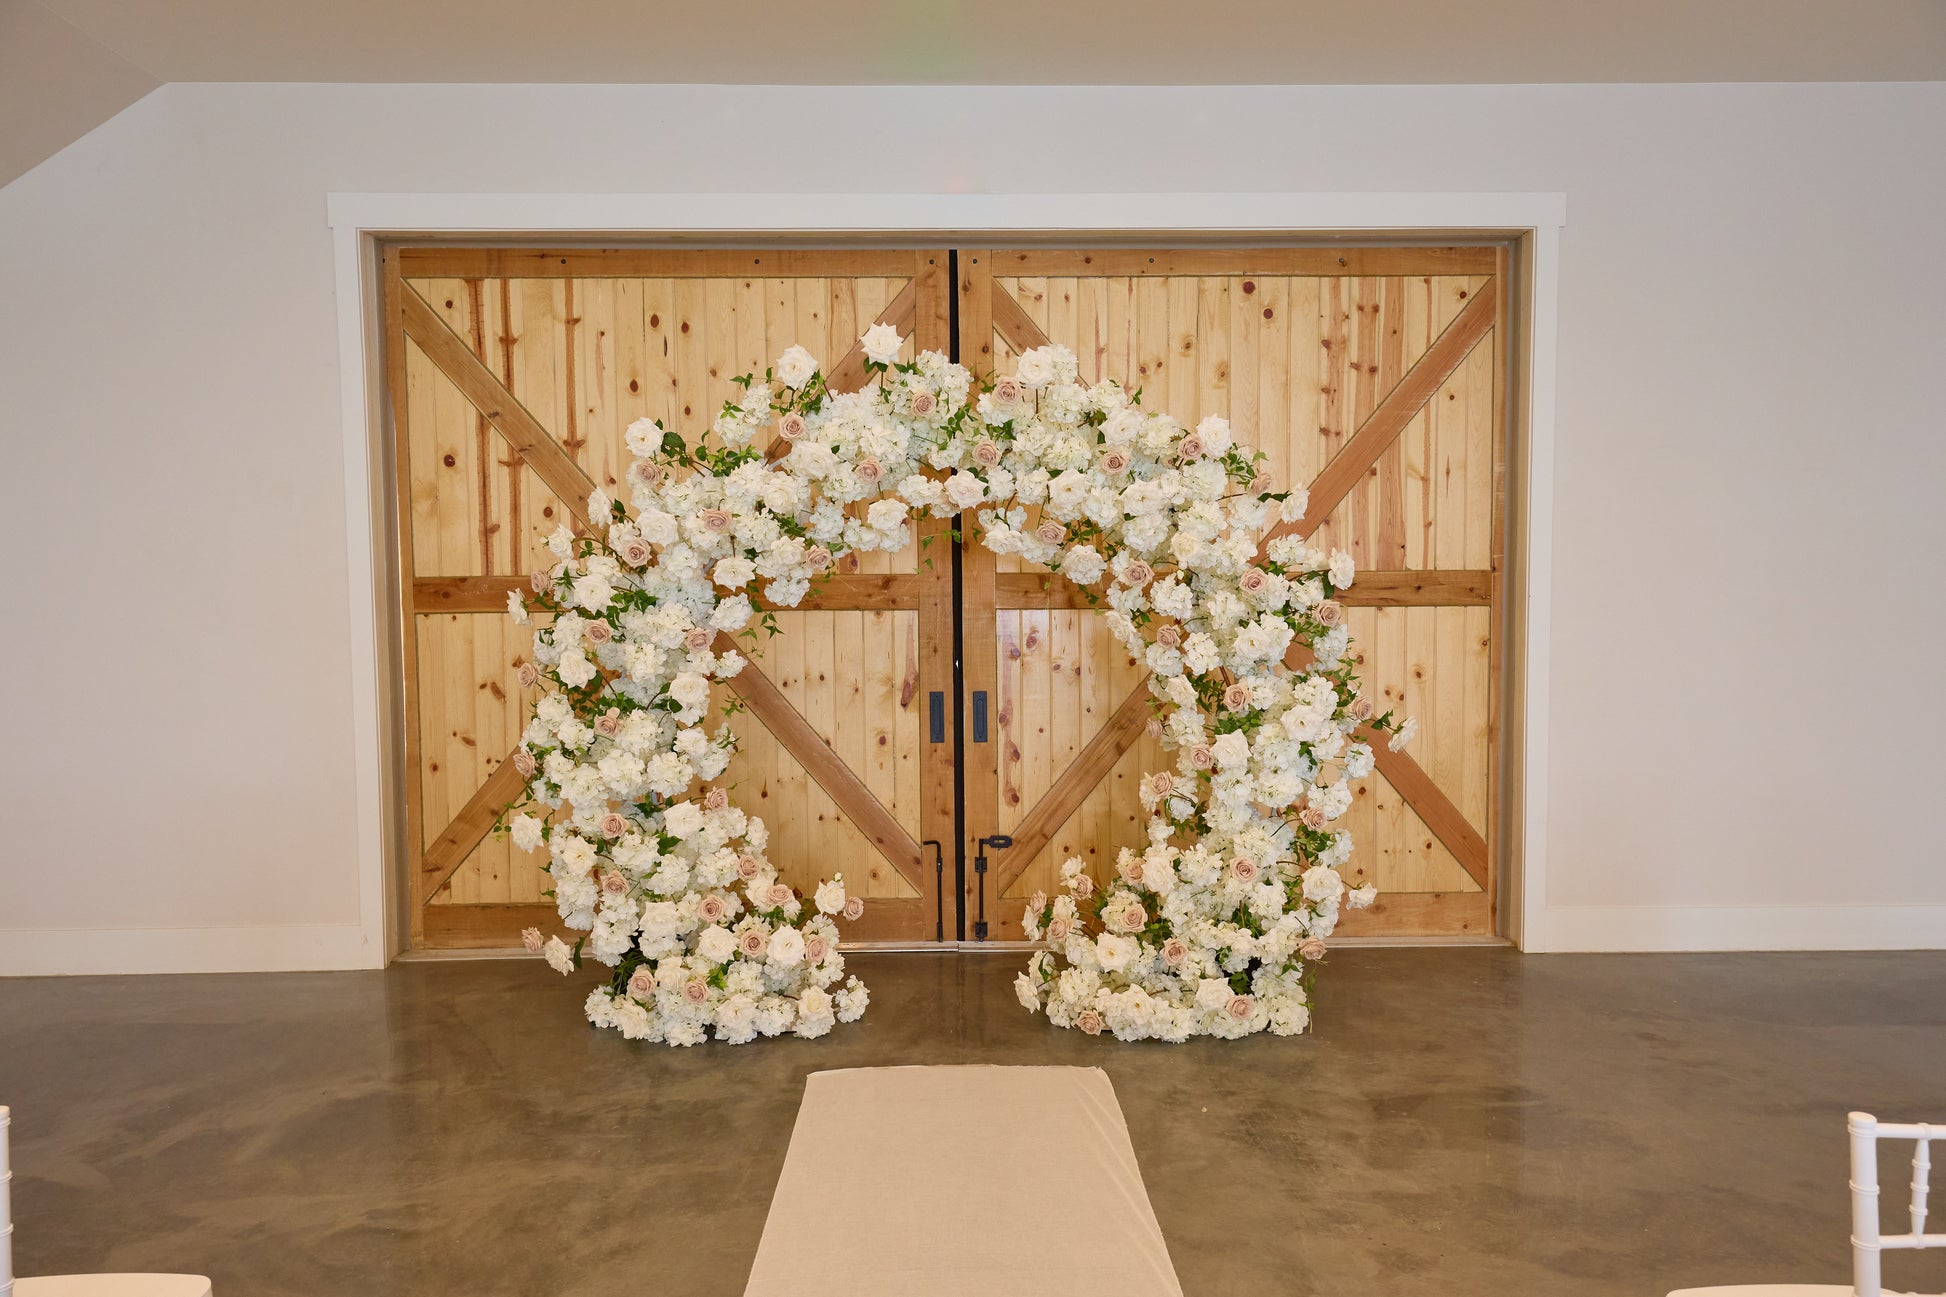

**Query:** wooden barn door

left=955, top=247, right=1508, bottom=940
left=386, top=248, right=956, bottom=949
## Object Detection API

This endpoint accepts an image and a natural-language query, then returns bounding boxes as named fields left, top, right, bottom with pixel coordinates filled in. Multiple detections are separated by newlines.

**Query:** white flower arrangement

left=504, top=329, right=1411, bottom=1044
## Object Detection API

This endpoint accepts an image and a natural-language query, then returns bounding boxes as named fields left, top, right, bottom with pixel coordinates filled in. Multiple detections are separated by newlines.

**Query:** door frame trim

left=328, top=190, right=1567, bottom=965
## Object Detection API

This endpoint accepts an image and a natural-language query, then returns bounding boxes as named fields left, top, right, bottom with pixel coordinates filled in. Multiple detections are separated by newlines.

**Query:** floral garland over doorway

left=503, top=325, right=1412, bottom=1044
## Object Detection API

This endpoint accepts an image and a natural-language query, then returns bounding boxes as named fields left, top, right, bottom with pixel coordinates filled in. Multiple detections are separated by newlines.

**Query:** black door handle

left=972, top=690, right=989, bottom=743
left=929, top=691, right=945, bottom=743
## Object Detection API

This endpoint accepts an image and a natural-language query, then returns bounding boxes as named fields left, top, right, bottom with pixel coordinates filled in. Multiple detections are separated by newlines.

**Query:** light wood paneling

left=967, top=247, right=1506, bottom=941
left=391, top=249, right=952, bottom=947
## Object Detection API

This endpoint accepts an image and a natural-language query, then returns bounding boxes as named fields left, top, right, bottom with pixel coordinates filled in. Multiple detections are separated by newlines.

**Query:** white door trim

left=327, top=191, right=1567, bottom=963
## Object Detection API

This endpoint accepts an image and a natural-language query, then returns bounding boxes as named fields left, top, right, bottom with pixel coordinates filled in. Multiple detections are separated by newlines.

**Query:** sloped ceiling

left=1, top=0, right=158, bottom=188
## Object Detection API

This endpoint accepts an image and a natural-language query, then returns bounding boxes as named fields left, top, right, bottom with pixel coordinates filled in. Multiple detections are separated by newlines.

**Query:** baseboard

left=0, top=922, right=382, bottom=976
left=1533, top=903, right=1946, bottom=953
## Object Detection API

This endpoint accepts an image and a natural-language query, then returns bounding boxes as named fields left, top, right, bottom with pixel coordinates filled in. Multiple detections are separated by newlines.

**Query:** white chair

left=1669, top=1111, right=1943, bottom=1297
left=2, top=1108, right=212, bottom=1297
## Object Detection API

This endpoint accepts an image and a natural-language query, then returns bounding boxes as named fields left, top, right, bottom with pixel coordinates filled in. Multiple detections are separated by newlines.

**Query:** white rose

left=542, top=936, right=575, bottom=975
left=767, top=926, right=807, bottom=967
left=1328, top=549, right=1356, bottom=589
left=814, top=878, right=847, bottom=915
left=1095, top=933, right=1137, bottom=972
left=774, top=345, right=818, bottom=389
left=713, top=556, right=756, bottom=589
left=510, top=814, right=544, bottom=853
left=668, top=671, right=712, bottom=717
left=1301, top=864, right=1345, bottom=903
left=860, top=323, right=904, bottom=366
left=624, top=417, right=664, bottom=457
left=697, top=924, right=738, bottom=963
left=637, top=509, right=679, bottom=546
left=1014, top=349, right=1055, bottom=389
left=1060, top=544, right=1106, bottom=585
left=506, top=589, right=530, bottom=624
left=1014, top=972, right=1041, bottom=1014
left=1212, top=731, right=1251, bottom=770
left=944, top=472, right=987, bottom=509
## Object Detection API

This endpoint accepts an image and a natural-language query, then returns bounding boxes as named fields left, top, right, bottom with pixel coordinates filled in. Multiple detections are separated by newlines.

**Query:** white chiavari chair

left=1669, top=1111, right=1943, bottom=1297
left=1, top=1108, right=213, bottom=1297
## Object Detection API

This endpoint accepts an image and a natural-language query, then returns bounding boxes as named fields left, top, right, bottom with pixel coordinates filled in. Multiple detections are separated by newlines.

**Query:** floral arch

left=502, top=324, right=1413, bottom=1045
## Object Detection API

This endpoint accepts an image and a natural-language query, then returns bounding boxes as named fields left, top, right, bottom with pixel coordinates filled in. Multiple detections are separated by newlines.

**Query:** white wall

left=2, top=82, right=1941, bottom=972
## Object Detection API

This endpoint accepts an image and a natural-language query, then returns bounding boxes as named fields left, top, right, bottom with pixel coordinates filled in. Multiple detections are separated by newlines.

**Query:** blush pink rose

left=512, top=749, right=537, bottom=778
left=628, top=967, right=656, bottom=998
left=842, top=896, right=866, bottom=922
left=594, top=708, right=623, bottom=737
left=855, top=457, right=884, bottom=485
left=1238, top=567, right=1269, bottom=595
left=1314, top=599, right=1344, bottom=627
left=1223, top=683, right=1250, bottom=711
left=1045, top=915, right=1073, bottom=942
left=1147, top=772, right=1176, bottom=798
left=991, top=377, right=1024, bottom=404
left=1119, top=902, right=1146, bottom=932
left=1160, top=937, right=1187, bottom=967
left=699, top=895, right=727, bottom=922
left=1070, top=873, right=1095, bottom=899
left=972, top=439, right=1002, bottom=467
left=620, top=538, right=653, bottom=567
left=683, top=979, right=710, bottom=1004
left=684, top=627, right=713, bottom=652
left=909, top=390, right=937, bottom=417
left=1035, top=521, right=1064, bottom=545
left=804, top=934, right=829, bottom=963
left=1122, top=859, right=1146, bottom=885
left=1100, top=449, right=1130, bottom=474
left=1349, top=695, right=1374, bottom=721
left=1120, top=559, right=1154, bottom=587
left=530, top=570, right=551, bottom=594
left=520, top=927, right=544, bottom=954
left=1225, top=994, right=1255, bottom=1021
left=1230, top=855, right=1259, bottom=883
left=1176, top=434, right=1205, bottom=461
left=704, top=787, right=729, bottom=812
left=600, top=870, right=627, bottom=896
left=1299, top=804, right=1329, bottom=831
left=736, top=855, right=762, bottom=881
left=516, top=662, right=541, bottom=689
left=599, top=812, right=628, bottom=838
left=1145, top=718, right=1164, bottom=741
left=1248, top=472, right=1272, bottom=494
left=1188, top=745, right=1215, bottom=771
left=766, top=883, right=793, bottom=909
left=1155, top=624, right=1181, bottom=648
left=805, top=545, right=834, bottom=572
left=738, top=929, right=768, bottom=958
left=1298, top=938, right=1328, bottom=961
left=699, top=508, right=732, bottom=533
left=1075, top=1009, right=1104, bottom=1036
left=777, top=413, right=807, bottom=442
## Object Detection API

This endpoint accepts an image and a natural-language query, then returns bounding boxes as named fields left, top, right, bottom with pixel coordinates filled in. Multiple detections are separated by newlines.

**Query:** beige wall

left=1, top=81, right=1941, bottom=970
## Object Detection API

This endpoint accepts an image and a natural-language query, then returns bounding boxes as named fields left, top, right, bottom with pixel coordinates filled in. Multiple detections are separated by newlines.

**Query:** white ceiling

left=25, top=0, right=1946, bottom=83
left=5, top=0, right=1944, bottom=187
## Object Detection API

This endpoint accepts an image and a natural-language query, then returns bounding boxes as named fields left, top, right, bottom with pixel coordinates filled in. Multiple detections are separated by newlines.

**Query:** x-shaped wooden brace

left=403, top=281, right=925, bottom=902
left=988, top=278, right=1498, bottom=893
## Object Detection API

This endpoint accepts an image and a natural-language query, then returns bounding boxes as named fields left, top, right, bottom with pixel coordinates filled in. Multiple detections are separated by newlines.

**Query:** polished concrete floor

left=3, top=949, right=1944, bottom=1296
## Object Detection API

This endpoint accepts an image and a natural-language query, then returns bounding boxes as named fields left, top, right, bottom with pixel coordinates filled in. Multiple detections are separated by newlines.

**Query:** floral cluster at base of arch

left=499, top=321, right=1415, bottom=1046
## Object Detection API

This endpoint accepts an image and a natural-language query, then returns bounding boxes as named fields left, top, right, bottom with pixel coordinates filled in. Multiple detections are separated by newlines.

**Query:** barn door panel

left=957, top=247, right=1506, bottom=941
left=388, top=247, right=955, bottom=949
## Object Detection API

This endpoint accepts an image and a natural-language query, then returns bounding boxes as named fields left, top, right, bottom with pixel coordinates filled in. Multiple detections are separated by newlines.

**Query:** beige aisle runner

left=744, top=1065, right=1184, bottom=1297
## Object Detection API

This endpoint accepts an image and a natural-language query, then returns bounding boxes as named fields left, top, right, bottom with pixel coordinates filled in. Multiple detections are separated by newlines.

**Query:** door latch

left=972, top=834, right=1013, bottom=941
